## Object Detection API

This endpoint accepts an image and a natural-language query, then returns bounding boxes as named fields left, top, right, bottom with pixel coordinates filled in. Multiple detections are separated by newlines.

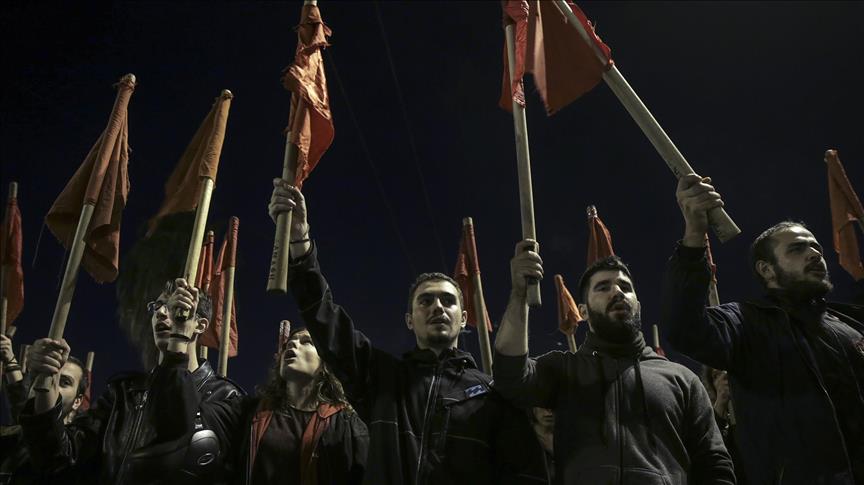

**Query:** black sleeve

left=492, top=351, right=565, bottom=409
left=289, top=243, right=380, bottom=401
left=146, top=351, right=202, bottom=443
left=18, top=382, right=115, bottom=473
left=684, top=372, right=736, bottom=485
left=490, top=395, right=549, bottom=484
left=4, top=377, right=28, bottom=422
left=660, top=242, right=747, bottom=372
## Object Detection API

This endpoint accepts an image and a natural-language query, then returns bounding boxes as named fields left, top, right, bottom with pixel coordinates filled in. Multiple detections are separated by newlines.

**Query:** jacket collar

left=192, top=359, right=215, bottom=390
left=580, top=330, right=656, bottom=360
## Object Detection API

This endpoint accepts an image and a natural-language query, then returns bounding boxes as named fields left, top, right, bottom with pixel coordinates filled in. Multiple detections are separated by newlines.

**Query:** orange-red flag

left=282, top=3, right=334, bottom=189
left=196, top=231, right=215, bottom=292
left=500, top=0, right=612, bottom=114
left=147, top=91, right=233, bottom=236
left=554, top=274, right=582, bottom=335
left=78, top=369, right=93, bottom=412
left=587, top=205, right=614, bottom=266
left=45, top=75, right=135, bottom=283
left=453, top=222, right=493, bottom=332
left=825, top=149, right=864, bottom=281
left=1, top=191, right=24, bottom=327
left=199, top=219, right=239, bottom=356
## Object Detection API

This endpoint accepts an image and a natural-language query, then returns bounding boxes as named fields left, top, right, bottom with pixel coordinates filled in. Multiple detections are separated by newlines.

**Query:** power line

left=324, top=48, right=418, bottom=277
left=373, top=1, right=449, bottom=273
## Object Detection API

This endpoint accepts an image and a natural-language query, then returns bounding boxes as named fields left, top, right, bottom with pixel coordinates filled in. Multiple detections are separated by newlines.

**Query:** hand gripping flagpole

left=505, top=23, right=542, bottom=308
left=552, top=1, right=741, bottom=243
left=267, top=0, right=318, bottom=295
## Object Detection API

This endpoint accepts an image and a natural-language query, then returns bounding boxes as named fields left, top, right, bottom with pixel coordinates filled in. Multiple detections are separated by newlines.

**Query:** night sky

left=1, top=1, right=862, bottom=396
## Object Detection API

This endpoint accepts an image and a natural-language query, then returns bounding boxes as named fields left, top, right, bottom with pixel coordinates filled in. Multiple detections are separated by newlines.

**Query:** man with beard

left=494, top=240, right=735, bottom=484
left=18, top=281, right=244, bottom=484
left=662, top=174, right=864, bottom=484
left=268, top=180, right=547, bottom=484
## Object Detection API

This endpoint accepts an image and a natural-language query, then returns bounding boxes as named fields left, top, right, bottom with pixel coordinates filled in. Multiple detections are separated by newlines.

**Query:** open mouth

left=283, top=350, right=297, bottom=361
left=154, top=323, right=171, bottom=334
left=427, top=317, right=449, bottom=326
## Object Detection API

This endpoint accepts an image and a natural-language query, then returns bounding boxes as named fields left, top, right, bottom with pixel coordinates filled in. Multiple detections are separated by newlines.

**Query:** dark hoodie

left=494, top=331, right=735, bottom=485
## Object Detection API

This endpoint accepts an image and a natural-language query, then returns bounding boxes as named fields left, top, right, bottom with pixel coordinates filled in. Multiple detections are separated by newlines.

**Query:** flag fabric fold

left=79, top=369, right=93, bottom=412
left=1, top=195, right=24, bottom=326
left=825, top=149, right=864, bottom=281
left=282, top=3, right=334, bottom=189
left=147, top=91, right=233, bottom=236
left=453, top=223, right=493, bottom=332
left=46, top=75, right=135, bottom=283
left=500, top=0, right=612, bottom=114
left=555, top=274, right=582, bottom=335
left=199, top=223, right=238, bottom=357
left=587, top=205, right=614, bottom=266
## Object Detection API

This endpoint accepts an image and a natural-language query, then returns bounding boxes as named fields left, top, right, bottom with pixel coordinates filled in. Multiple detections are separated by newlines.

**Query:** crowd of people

left=0, top=174, right=862, bottom=484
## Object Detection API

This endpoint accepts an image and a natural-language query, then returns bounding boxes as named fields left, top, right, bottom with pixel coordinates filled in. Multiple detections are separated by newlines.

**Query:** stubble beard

left=774, top=264, right=833, bottom=300
left=588, top=304, right=642, bottom=343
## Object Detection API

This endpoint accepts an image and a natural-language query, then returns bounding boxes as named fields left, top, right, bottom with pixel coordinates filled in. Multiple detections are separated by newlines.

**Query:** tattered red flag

left=199, top=218, right=239, bottom=356
left=554, top=275, right=582, bottom=335
left=500, top=0, right=612, bottom=114
left=282, top=3, right=334, bottom=189
left=1, top=188, right=24, bottom=327
left=453, top=221, right=493, bottom=332
left=78, top=369, right=94, bottom=412
left=587, top=205, right=614, bottom=266
left=196, top=231, right=215, bottom=292
left=825, top=149, right=864, bottom=281
left=147, top=91, right=233, bottom=236
left=45, top=75, right=135, bottom=283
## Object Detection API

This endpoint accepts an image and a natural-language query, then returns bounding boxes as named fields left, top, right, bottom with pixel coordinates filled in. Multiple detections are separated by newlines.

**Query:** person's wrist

left=290, top=223, right=310, bottom=244
left=682, top=224, right=707, bottom=247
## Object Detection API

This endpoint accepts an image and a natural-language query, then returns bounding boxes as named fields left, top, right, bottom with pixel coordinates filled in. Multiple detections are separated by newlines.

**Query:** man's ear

left=756, top=260, right=775, bottom=285
left=194, top=318, right=209, bottom=335
left=72, top=395, right=83, bottom=412
left=405, top=313, right=413, bottom=330
left=577, top=303, right=588, bottom=320
left=460, top=310, right=467, bottom=329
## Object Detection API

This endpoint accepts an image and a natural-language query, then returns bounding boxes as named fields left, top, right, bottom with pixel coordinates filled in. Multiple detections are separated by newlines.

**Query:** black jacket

left=17, top=359, right=243, bottom=484
left=147, top=351, right=368, bottom=485
left=661, top=243, right=864, bottom=484
left=289, top=245, right=548, bottom=485
left=494, top=332, right=735, bottom=485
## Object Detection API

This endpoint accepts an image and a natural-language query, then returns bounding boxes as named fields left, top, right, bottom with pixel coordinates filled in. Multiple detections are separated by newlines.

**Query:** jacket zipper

left=415, top=363, right=443, bottom=485
left=115, top=389, right=148, bottom=484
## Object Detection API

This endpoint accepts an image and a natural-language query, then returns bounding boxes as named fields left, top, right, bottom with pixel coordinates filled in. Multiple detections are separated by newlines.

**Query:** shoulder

left=202, top=374, right=247, bottom=400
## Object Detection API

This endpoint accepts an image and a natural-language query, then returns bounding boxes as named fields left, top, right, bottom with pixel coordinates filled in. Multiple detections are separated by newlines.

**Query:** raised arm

left=661, top=175, right=744, bottom=371
left=270, top=180, right=378, bottom=400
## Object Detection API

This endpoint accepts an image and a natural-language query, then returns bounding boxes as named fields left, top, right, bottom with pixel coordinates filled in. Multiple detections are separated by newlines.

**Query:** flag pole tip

left=304, top=0, right=318, bottom=5
left=221, top=89, right=234, bottom=99
left=121, top=73, right=136, bottom=85
left=824, top=149, right=838, bottom=162
left=586, top=205, right=598, bottom=218
left=462, top=217, right=473, bottom=226
left=8, top=181, right=18, bottom=198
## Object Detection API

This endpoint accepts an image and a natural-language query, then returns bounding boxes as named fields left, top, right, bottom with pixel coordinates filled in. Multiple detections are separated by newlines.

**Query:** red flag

left=147, top=91, right=233, bottom=236
left=78, top=369, right=93, bottom=412
left=825, top=149, right=864, bottom=281
left=554, top=275, right=582, bottom=335
left=282, top=3, right=334, bottom=189
left=453, top=221, right=493, bottom=332
left=45, top=75, right=135, bottom=283
left=500, top=0, right=612, bottom=114
left=196, top=231, right=215, bottom=291
left=587, top=205, right=614, bottom=266
left=1, top=191, right=24, bottom=327
left=199, top=219, right=239, bottom=356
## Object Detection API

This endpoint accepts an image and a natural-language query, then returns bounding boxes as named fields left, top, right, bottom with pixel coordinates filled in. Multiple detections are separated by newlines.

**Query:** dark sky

left=1, top=1, right=862, bottom=395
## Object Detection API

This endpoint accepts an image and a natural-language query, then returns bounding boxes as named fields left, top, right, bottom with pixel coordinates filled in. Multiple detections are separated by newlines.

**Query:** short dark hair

left=161, top=280, right=213, bottom=321
left=406, top=272, right=464, bottom=313
left=65, top=356, right=89, bottom=397
left=577, top=256, right=635, bottom=304
left=749, top=221, right=808, bottom=287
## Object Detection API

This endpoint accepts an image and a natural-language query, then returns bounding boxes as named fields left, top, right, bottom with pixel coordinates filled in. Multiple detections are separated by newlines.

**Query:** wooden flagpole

left=505, top=23, right=542, bottom=308
left=566, top=334, right=577, bottom=353
left=85, top=351, right=95, bottom=373
left=463, top=217, right=493, bottom=375
left=652, top=324, right=661, bottom=351
left=267, top=0, right=318, bottom=294
left=552, top=1, right=740, bottom=243
left=0, top=182, right=17, bottom=378
left=199, top=346, right=208, bottom=360
left=218, top=217, right=239, bottom=376
left=19, top=344, right=30, bottom=374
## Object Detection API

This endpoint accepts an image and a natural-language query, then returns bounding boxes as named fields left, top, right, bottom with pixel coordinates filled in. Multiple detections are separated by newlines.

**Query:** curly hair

left=256, top=349, right=354, bottom=414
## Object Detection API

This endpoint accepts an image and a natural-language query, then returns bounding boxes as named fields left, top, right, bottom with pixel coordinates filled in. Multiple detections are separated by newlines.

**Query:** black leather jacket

left=18, top=359, right=243, bottom=485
